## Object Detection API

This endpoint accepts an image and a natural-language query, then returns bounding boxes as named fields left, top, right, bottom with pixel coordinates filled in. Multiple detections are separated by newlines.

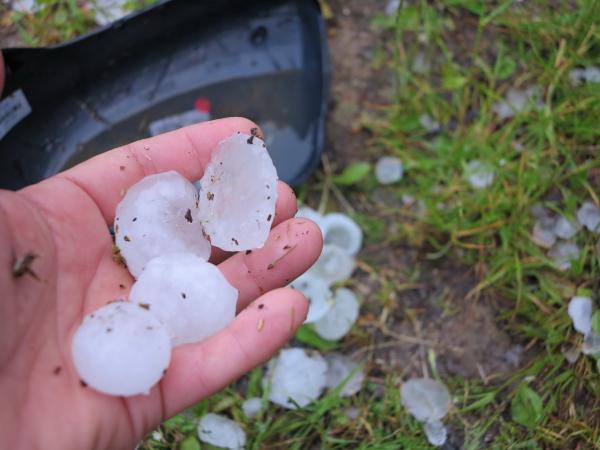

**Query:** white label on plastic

left=148, top=110, right=211, bottom=136
left=0, top=89, right=32, bottom=140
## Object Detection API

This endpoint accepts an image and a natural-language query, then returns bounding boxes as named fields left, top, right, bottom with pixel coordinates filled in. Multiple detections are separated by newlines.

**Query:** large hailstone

left=265, top=348, right=328, bottom=409
left=114, top=171, right=210, bottom=278
left=71, top=301, right=171, bottom=396
left=314, top=288, right=360, bottom=341
left=290, top=273, right=333, bottom=323
left=568, top=296, right=593, bottom=335
left=129, top=253, right=238, bottom=346
left=309, top=245, right=355, bottom=284
left=321, top=213, right=363, bottom=256
left=324, top=353, right=364, bottom=397
left=197, top=413, right=246, bottom=450
left=198, top=133, right=278, bottom=251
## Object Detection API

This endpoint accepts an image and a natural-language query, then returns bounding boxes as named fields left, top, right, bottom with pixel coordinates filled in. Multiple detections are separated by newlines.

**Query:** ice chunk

left=309, top=245, right=355, bottom=284
left=464, top=160, right=495, bottom=189
left=375, top=156, right=404, bottom=184
left=314, top=288, right=360, bottom=341
left=290, top=273, right=333, bottom=323
left=419, top=114, right=440, bottom=132
left=130, top=253, right=237, bottom=347
left=568, top=296, right=593, bottom=335
left=242, top=397, right=262, bottom=418
left=553, top=216, right=580, bottom=239
left=296, top=206, right=324, bottom=230
left=265, top=348, right=328, bottom=409
left=385, top=0, right=401, bottom=15
left=424, top=420, right=448, bottom=447
left=577, top=201, right=600, bottom=233
left=324, top=353, right=364, bottom=397
left=569, top=66, right=600, bottom=85
left=582, top=332, right=600, bottom=356
left=548, top=242, right=580, bottom=271
left=114, top=171, right=210, bottom=278
left=71, top=301, right=171, bottom=396
left=401, top=378, right=451, bottom=422
left=321, top=213, right=363, bottom=256
left=197, top=413, right=246, bottom=450
left=94, top=0, right=129, bottom=26
left=493, top=86, right=543, bottom=120
left=198, top=133, right=278, bottom=252
left=532, top=220, right=557, bottom=248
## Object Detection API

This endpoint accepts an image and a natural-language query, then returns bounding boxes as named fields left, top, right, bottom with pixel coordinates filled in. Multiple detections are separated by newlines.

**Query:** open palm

left=0, top=118, right=322, bottom=450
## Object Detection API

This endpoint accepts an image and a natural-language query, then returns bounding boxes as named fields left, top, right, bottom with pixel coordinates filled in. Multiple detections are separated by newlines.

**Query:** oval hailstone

left=130, top=253, right=237, bottom=347
left=314, top=288, right=360, bottom=341
left=309, top=245, right=355, bottom=284
left=321, top=213, right=363, bottom=256
left=114, top=171, right=210, bottom=278
left=553, top=215, right=580, bottom=239
left=424, top=420, right=448, bottom=447
left=290, top=273, right=333, bottom=323
left=242, top=397, right=263, bottom=418
left=197, top=413, right=246, bottom=450
left=265, top=348, right=328, bottom=409
left=401, top=378, right=451, bottom=423
left=198, top=133, right=278, bottom=251
left=324, top=353, right=364, bottom=397
left=568, top=296, right=593, bottom=335
left=532, top=220, right=557, bottom=249
left=375, top=156, right=404, bottom=184
left=577, top=201, right=600, bottom=233
left=71, top=301, right=171, bottom=396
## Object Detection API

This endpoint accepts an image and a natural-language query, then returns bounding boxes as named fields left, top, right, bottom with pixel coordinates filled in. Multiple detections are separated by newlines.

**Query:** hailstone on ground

left=265, top=348, right=328, bottom=409
left=548, top=242, right=580, bottom=271
left=464, top=160, right=495, bottom=189
left=577, top=201, right=600, bottom=233
left=71, top=301, right=171, bottom=396
left=424, top=420, right=448, bottom=447
left=114, top=171, right=210, bottom=277
left=129, top=253, right=237, bottom=346
left=242, top=397, right=263, bottom=418
left=314, top=288, right=360, bottom=341
left=197, top=413, right=246, bottom=450
left=532, top=220, right=557, bottom=249
left=321, top=213, right=363, bottom=256
left=290, top=273, right=333, bottom=323
left=198, top=133, right=278, bottom=251
left=324, top=353, right=364, bottom=397
left=553, top=216, right=580, bottom=239
left=375, top=156, right=404, bottom=184
left=568, top=296, right=593, bottom=335
left=309, top=245, right=355, bottom=284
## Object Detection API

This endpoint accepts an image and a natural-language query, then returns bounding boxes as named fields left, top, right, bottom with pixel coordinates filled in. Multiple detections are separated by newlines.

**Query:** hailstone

left=401, top=378, right=451, bottom=423
left=548, top=241, right=580, bottom=271
left=309, top=245, right=355, bottom=284
left=577, top=201, right=600, bottom=233
left=242, top=397, right=263, bottom=418
left=568, top=296, right=593, bottom=335
left=198, top=133, right=278, bottom=251
left=375, top=156, right=404, bottom=184
left=114, top=171, right=210, bottom=278
left=129, top=253, right=237, bottom=347
left=71, top=301, right=171, bottom=396
left=314, top=288, right=360, bottom=341
left=321, top=213, right=363, bottom=256
left=296, top=206, right=324, bottom=230
left=289, top=273, right=333, bottom=323
left=265, top=348, right=328, bottom=409
left=324, top=353, right=364, bottom=397
left=197, top=413, right=246, bottom=450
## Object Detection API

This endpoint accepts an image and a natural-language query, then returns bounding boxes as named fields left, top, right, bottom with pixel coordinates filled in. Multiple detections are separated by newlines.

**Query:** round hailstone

left=242, top=397, right=262, bottom=418
left=532, top=220, right=557, bottom=249
left=296, top=206, right=324, bottom=230
left=321, top=213, right=363, bottom=256
left=314, top=288, right=360, bottom=341
left=114, top=171, right=210, bottom=278
left=289, top=273, right=333, bottom=323
left=464, top=160, right=495, bottom=189
left=309, top=245, right=355, bottom=284
left=548, top=242, right=580, bottom=271
left=265, top=348, right=328, bottom=409
left=198, top=133, right=278, bottom=251
left=71, top=301, right=171, bottom=396
left=577, top=201, right=600, bottom=233
left=424, top=420, right=448, bottom=447
left=324, top=353, right=364, bottom=397
left=401, top=378, right=451, bottom=423
left=129, top=253, right=237, bottom=347
left=553, top=215, right=580, bottom=239
left=375, top=156, right=404, bottom=184
left=568, top=296, right=593, bottom=335
left=197, top=413, right=246, bottom=450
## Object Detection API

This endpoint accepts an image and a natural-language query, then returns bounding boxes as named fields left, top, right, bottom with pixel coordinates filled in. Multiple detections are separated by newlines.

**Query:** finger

left=55, top=117, right=260, bottom=223
left=219, top=217, right=322, bottom=311
left=209, top=182, right=298, bottom=264
left=161, top=287, right=308, bottom=417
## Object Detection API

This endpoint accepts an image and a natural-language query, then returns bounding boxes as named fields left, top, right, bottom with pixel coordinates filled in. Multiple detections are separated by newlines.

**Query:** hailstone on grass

left=548, top=242, right=580, bottom=271
left=532, top=220, right=557, bottom=249
left=464, top=160, right=495, bottom=189
left=71, top=301, right=171, bottom=396
left=553, top=216, right=580, bottom=239
left=568, top=296, right=593, bottom=335
left=198, top=133, right=278, bottom=251
left=309, top=245, right=355, bottom=284
left=114, top=171, right=210, bottom=278
left=197, top=413, right=246, bottom=450
left=265, top=348, right=328, bottom=409
left=290, top=273, right=333, bottom=323
left=242, top=397, right=263, bottom=418
left=129, top=253, right=237, bottom=346
left=424, top=420, right=448, bottom=447
left=375, top=156, right=404, bottom=184
left=577, top=201, right=600, bottom=233
left=324, top=353, right=364, bottom=397
left=321, top=213, right=363, bottom=256
left=314, top=288, right=360, bottom=341
left=401, top=378, right=451, bottom=423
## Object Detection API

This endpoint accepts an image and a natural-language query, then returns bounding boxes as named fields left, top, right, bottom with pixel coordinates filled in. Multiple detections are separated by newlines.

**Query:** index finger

left=57, top=117, right=259, bottom=223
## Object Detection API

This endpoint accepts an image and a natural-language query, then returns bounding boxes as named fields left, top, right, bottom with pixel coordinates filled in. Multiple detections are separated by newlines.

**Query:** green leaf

left=295, top=325, right=338, bottom=351
left=511, top=385, right=544, bottom=428
left=441, top=65, right=467, bottom=90
left=592, top=311, right=600, bottom=335
left=333, top=162, right=371, bottom=186
left=179, top=436, right=201, bottom=450
left=494, top=54, right=516, bottom=80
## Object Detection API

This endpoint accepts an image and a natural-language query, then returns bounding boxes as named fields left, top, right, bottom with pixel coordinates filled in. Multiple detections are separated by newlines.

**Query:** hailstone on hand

left=321, top=213, right=363, bottom=256
left=314, top=288, right=360, bottom=341
left=71, top=301, right=171, bottom=396
left=129, top=253, right=238, bottom=346
left=114, top=171, right=210, bottom=277
left=198, top=133, right=278, bottom=251
left=290, top=273, right=333, bottom=323
left=296, top=206, right=324, bottom=230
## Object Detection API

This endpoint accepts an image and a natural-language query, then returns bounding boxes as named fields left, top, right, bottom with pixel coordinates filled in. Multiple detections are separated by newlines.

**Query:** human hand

left=0, top=118, right=322, bottom=450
